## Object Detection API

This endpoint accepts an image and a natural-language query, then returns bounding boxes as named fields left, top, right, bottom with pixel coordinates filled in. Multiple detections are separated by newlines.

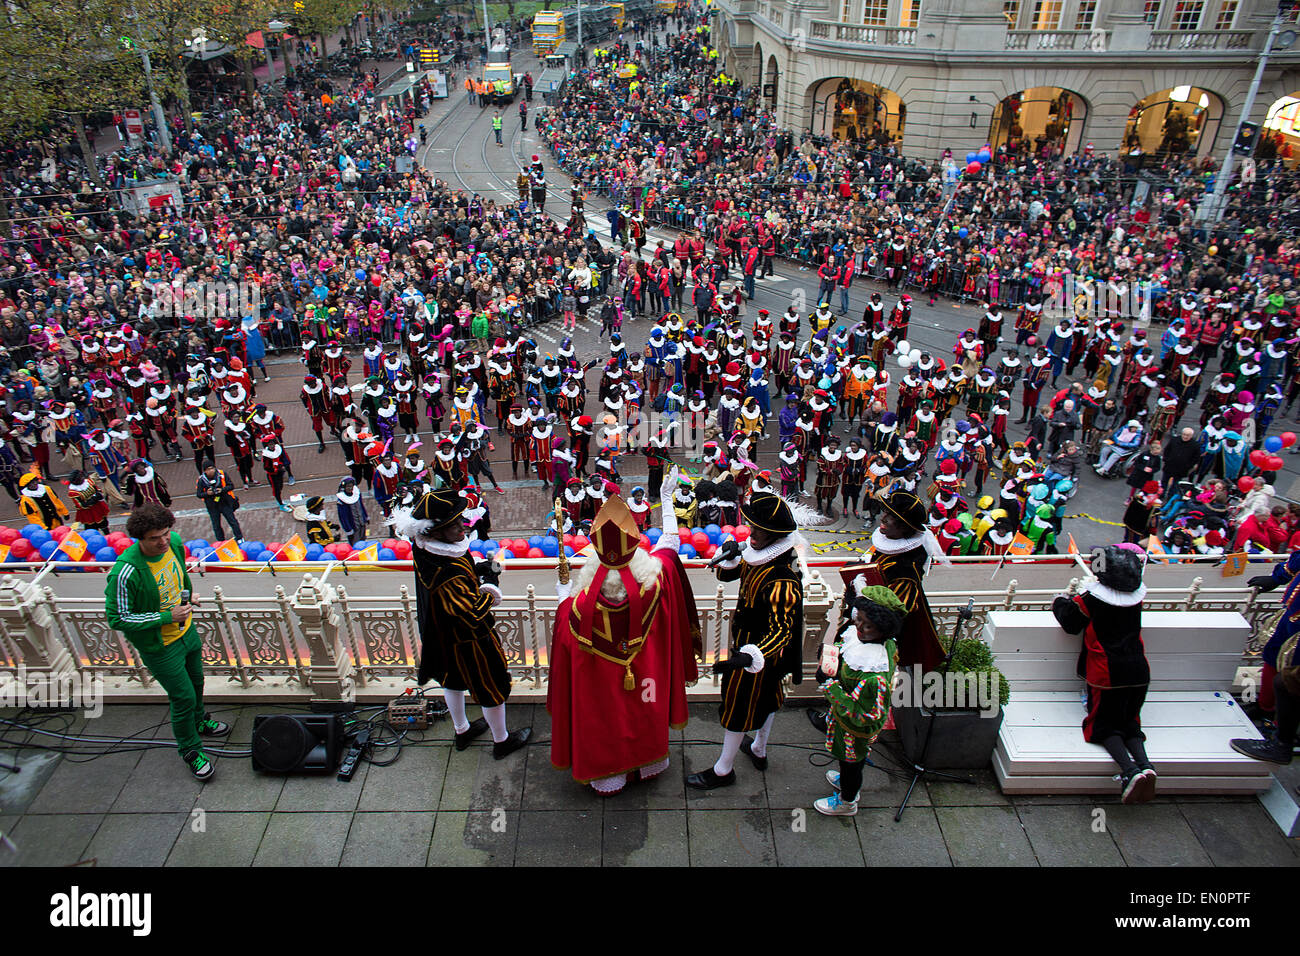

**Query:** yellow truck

left=655, top=0, right=677, bottom=12
left=482, top=47, right=518, bottom=104
left=609, top=2, right=625, bottom=29
left=532, top=10, right=565, bottom=54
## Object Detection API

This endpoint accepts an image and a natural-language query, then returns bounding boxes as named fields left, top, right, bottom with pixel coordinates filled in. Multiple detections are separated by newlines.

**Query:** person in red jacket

left=817, top=258, right=840, bottom=304
left=837, top=256, right=855, bottom=316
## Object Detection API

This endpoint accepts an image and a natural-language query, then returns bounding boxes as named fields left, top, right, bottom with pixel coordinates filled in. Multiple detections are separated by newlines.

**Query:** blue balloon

left=528, top=535, right=544, bottom=549
left=978, top=150, right=991, bottom=163
left=193, top=539, right=209, bottom=551
left=646, top=527, right=662, bottom=543
left=958, top=227, right=968, bottom=239
left=94, top=546, right=118, bottom=562
left=21, top=524, right=43, bottom=539
left=355, top=269, right=366, bottom=281
left=29, top=530, right=51, bottom=548
left=305, top=544, right=324, bottom=559
left=482, top=539, right=499, bottom=552
left=540, top=538, right=559, bottom=557
left=54, top=552, right=74, bottom=563
left=352, top=540, right=369, bottom=552
left=705, top=523, right=721, bottom=536
left=1265, top=436, right=1283, bottom=453
left=83, top=534, right=106, bottom=552
left=256, top=550, right=275, bottom=562
left=499, top=548, right=515, bottom=559
left=243, top=540, right=265, bottom=556
left=320, top=552, right=338, bottom=562
left=378, top=547, right=396, bottom=561
left=966, top=152, right=977, bottom=164
left=678, top=544, right=697, bottom=559
left=38, top=541, right=58, bottom=559
left=691, top=527, right=702, bottom=536
left=468, top=539, right=484, bottom=553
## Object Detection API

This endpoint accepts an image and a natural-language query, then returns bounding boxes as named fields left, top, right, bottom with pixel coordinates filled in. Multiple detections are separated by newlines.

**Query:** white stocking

left=751, top=712, right=777, bottom=758
left=639, top=756, right=670, bottom=780
left=444, top=689, right=469, bottom=734
left=714, top=730, right=744, bottom=776
left=483, top=703, right=509, bottom=744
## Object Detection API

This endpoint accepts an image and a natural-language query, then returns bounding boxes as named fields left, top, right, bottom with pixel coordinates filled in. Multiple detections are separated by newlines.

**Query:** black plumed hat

left=881, top=491, right=927, bottom=534
left=742, top=493, right=796, bottom=535
left=1094, top=545, right=1144, bottom=593
left=411, top=487, right=465, bottom=530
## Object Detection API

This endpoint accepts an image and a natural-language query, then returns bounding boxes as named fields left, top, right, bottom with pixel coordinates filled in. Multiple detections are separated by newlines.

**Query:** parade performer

left=812, top=581, right=904, bottom=816
left=687, top=493, right=807, bottom=789
left=549, top=475, right=701, bottom=795
left=393, top=488, right=531, bottom=759
left=1052, top=544, right=1158, bottom=804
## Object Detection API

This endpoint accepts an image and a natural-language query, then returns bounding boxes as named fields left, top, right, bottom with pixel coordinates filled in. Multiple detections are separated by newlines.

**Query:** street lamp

left=1200, top=0, right=1297, bottom=221
left=266, top=19, right=289, bottom=83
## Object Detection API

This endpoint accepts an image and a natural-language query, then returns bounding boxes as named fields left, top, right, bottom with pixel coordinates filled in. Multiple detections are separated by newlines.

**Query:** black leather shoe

left=493, top=727, right=532, bottom=759
left=740, top=735, right=767, bottom=772
left=685, top=767, right=736, bottom=790
left=807, top=708, right=829, bottom=734
left=455, top=717, right=489, bottom=751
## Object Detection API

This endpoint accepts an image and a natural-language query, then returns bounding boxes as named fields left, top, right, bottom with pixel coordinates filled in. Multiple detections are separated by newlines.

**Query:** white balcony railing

left=807, top=20, right=917, bottom=46
left=1147, top=29, right=1253, bottom=50
left=1005, top=28, right=1110, bottom=50
left=0, top=556, right=1277, bottom=703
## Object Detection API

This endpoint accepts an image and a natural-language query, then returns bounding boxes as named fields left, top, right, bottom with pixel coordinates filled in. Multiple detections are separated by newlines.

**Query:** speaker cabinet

left=251, top=714, right=344, bottom=773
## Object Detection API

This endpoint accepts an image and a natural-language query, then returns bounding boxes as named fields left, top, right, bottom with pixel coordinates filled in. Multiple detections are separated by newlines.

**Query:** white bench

left=983, top=610, right=1272, bottom=795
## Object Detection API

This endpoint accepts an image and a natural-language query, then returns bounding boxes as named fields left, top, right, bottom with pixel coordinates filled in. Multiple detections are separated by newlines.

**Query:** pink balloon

left=527, top=547, right=544, bottom=558
left=50, top=525, right=71, bottom=541
left=734, top=526, right=751, bottom=543
left=1282, top=431, right=1297, bottom=449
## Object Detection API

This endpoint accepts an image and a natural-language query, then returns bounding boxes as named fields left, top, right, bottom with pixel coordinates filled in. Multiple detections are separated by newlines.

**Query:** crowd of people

left=0, top=8, right=1298, bottom=572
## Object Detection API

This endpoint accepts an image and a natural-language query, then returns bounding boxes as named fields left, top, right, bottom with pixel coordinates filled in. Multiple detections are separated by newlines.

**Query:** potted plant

left=893, top=636, right=1011, bottom=770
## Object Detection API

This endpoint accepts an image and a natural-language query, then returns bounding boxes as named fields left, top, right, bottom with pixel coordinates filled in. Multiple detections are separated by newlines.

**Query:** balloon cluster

left=963, top=147, right=990, bottom=176
left=491, top=525, right=752, bottom=561
left=894, top=338, right=923, bottom=370
left=0, top=525, right=128, bottom=563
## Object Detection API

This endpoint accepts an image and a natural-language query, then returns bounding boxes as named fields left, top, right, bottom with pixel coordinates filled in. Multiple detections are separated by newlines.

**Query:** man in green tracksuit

left=105, top=503, right=229, bottom=780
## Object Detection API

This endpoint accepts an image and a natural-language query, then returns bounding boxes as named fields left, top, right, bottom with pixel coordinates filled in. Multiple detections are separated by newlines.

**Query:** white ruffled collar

left=1081, top=579, right=1147, bottom=607
left=839, top=626, right=890, bottom=672
left=742, top=531, right=806, bottom=566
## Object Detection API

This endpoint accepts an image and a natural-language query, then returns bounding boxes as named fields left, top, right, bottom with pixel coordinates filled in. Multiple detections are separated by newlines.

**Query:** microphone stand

left=894, top=597, right=977, bottom=822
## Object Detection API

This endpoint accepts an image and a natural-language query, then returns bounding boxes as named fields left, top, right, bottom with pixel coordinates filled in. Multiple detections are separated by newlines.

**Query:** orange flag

left=59, top=531, right=87, bottom=561
left=213, top=539, right=244, bottom=563
left=1067, top=534, right=1079, bottom=556
left=1222, top=551, right=1248, bottom=577
left=282, top=534, right=306, bottom=562
left=1006, top=532, right=1035, bottom=556
left=355, top=544, right=379, bottom=562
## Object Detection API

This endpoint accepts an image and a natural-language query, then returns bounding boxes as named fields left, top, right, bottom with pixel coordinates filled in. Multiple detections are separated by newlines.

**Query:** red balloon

left=639, top=534, right=650, bottom=550
left=734, top=525, right=750, bottom=542
left=720, top=525, right=735, bottom=537
left=1282, top=432, right=1297, bottom=449
left=702, top=544, right=717, bottom=559
left=0, top=528, right=18, bottom=545
left=1250, top=449, right=1269, bottom=467
left=50, top=525, right=71, bottom=541
left=183, top=546, right=192, bottom=558
left=527, top=547, right=544, bottom=558
left=265, top=541, right=282, bottom=555
left=371, top=275, right=382, bottom=286
left=1267, top=455, right=1285, bottom=471
left=563, top=533, right=575, bottom=547
left=1238, top=475, right=1255, bottom=494
left=382, top=538, right=400, bottom=552
left=572, top=535, right=589, bottom=549
left=966, top=161, right=982, bottom=175
left=112, top=539, right=131, bottom=554
left=692, top=531, right=710, bottom=550
left=391, top=541, right=412, bottom=558
left=513, top=539, right=530, bottom=554
left=10, top=539, right=32, bottom=557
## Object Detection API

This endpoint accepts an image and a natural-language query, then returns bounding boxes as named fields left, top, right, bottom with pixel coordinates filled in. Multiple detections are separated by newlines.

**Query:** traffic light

left=1233, top=121, right=1259, bottom=156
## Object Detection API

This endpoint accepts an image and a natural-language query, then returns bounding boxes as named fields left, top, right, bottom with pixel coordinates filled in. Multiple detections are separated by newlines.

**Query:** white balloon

left=895, top=339, right=910, bottom=355
left=898, top=356, right=914, bottom=370
left=909, top=348, right=922, bottom=362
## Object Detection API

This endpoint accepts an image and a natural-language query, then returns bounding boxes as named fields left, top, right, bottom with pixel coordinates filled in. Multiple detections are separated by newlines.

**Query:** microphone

left=709, top=539, right=742, bottom=567
left=958, top=597, right=975, bottom=621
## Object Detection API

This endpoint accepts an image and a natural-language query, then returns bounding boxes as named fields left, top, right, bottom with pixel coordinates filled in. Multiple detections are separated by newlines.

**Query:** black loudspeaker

left=251, top=714, right=344, bottom=774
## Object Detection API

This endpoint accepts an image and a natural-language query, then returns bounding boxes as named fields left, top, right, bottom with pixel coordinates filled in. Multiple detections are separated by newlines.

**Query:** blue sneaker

left=825, top=770, right=840, bottom=790
left=814, top=792, right=857, bottom=816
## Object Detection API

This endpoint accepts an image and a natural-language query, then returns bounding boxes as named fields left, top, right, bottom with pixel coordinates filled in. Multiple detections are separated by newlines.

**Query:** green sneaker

left=197, top=715, right=230, bottom=737
left=182, top=749, right=214, bottom=781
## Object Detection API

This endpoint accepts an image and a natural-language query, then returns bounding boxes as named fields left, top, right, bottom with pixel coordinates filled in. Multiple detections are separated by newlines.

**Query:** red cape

left=548, top=548, right=700, bottom=783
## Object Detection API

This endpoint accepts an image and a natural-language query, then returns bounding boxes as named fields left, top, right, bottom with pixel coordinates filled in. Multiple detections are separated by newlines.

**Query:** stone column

left=290, top=574, right=356, bottom=704
left=0, top=575, right=77, bottom=683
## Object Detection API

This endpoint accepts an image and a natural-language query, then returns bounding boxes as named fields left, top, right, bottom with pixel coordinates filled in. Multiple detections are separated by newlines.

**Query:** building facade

left=714, top=0, right=1300, bottom=163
